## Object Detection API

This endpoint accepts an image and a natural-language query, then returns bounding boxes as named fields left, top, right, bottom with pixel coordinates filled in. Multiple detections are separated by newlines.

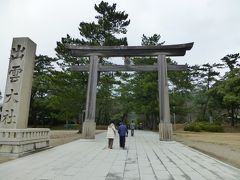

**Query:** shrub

left=184, top=123, right=201, bottom=132
left=184, top=122, right=223, bottom=132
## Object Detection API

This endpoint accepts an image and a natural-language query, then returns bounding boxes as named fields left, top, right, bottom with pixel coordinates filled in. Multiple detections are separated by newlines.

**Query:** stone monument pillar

left=1, top=38, right=36, bottom=129
left=158, top=54, right=173, bottom=141
left=0, top=37, right=50, bottom=157
left=82, top=55, right=98, bottom=139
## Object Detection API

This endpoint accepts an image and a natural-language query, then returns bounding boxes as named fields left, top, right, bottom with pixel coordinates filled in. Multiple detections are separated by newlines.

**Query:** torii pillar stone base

left=82, top=121, right=96, bottom=139
left=159, top=123, right=173, bottom=141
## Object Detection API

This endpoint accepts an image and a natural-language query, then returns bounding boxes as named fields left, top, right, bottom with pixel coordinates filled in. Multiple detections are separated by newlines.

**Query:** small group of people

left=106, top=121, right=135, bottom=149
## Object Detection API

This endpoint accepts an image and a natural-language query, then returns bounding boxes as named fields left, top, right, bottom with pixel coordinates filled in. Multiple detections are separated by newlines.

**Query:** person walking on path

left=118, top=122, right=128, bottom=149
left=130, top=121, right=135, bottom=136
left=106, top=121, right=116, bottom=149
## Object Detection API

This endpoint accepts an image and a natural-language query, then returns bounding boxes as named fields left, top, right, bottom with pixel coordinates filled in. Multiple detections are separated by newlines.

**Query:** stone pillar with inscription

left=0, top=37, right=50, bottom=157
left=1, top=38, right=35, bottom=129
left=158, top=54, right=173, bottom=141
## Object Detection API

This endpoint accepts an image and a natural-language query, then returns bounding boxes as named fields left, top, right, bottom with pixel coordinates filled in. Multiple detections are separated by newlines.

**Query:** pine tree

left=53, top=1, right=130, bottom=125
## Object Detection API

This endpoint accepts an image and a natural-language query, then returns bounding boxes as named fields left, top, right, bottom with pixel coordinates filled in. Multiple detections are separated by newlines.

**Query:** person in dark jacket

left=118, top=122, right=128, bottom=149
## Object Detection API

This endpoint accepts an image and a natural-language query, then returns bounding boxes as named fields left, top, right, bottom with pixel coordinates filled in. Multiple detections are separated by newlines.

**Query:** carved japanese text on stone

left=0, top=38, right=36, bottom=129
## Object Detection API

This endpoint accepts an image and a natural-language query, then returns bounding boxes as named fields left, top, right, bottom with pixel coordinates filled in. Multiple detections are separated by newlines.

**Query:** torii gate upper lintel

left=67, top=42, right=194, bottom=141
left=68, top=42, right=193, bottom=57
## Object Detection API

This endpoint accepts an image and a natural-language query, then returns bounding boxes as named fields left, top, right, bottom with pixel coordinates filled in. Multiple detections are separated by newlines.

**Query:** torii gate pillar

left=158, top=54, right=172, bottom=141
left=82, top=55, right=98, bottom=138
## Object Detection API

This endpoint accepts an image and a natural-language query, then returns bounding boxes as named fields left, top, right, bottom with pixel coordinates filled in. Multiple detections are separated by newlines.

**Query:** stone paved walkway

left=0, top=130, right=239, bottom=180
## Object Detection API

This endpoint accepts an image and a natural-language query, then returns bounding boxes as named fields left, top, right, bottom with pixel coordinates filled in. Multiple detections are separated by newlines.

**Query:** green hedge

left=184, top=122, right=224, bottom=132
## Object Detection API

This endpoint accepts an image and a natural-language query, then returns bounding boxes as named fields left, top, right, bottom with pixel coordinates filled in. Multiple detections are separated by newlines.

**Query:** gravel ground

left=49, top=130, right=82, bottom=147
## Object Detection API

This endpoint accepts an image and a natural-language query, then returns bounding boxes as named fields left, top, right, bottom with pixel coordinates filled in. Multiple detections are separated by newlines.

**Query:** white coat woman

left=106, top=122, right=116, bottom=149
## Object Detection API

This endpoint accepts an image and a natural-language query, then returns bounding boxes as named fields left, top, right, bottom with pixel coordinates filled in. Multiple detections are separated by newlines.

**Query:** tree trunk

left=122, top=112, right=128, bottom=123
left=231, top=106, right=235, bottom=127
left=97, top=107, right=102, bottom=125
left=145, top=113, right=149, bottom=129
left=202, top=96, right=210, bottom=120
left=151, top=113, right=156, bottom=130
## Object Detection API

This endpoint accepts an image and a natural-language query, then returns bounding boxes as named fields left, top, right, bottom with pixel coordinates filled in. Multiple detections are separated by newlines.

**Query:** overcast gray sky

left=1, top=0, right=240, bottom=96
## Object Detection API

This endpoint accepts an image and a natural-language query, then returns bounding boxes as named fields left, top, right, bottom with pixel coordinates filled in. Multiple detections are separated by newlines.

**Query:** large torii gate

left=67, top=43, right=193, bottom=141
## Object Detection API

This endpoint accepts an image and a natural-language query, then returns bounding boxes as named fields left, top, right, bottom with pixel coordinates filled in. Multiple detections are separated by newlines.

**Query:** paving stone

left=0, top=130, right=240, bottom=180
left=139, top=175, right=157, bottom=180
